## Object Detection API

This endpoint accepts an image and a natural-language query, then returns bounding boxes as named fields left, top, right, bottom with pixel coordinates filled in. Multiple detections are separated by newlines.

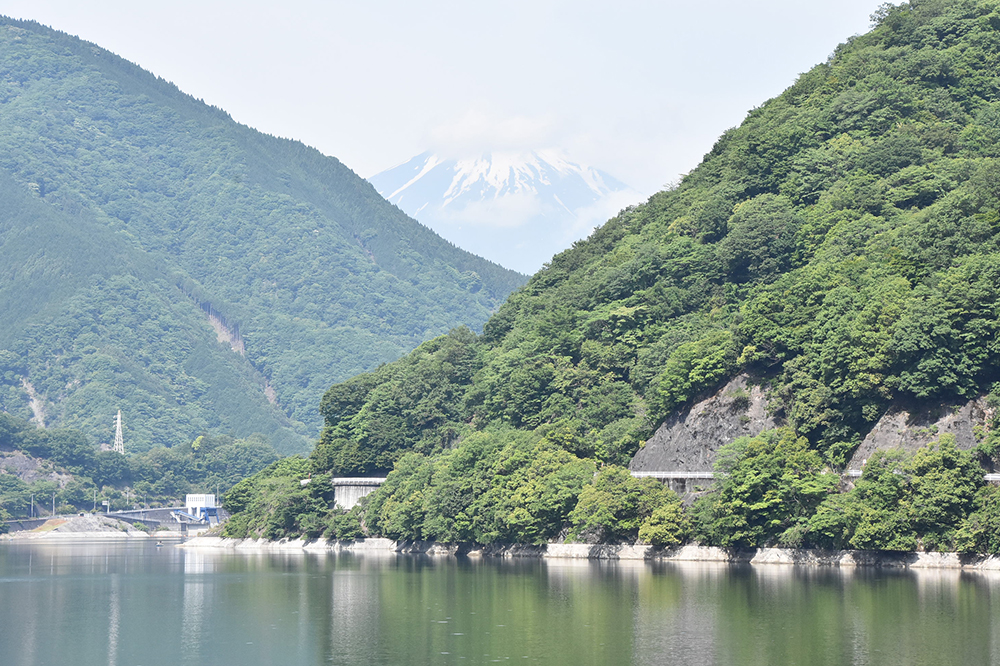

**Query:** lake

left=0, top=540, right=998, bottom=665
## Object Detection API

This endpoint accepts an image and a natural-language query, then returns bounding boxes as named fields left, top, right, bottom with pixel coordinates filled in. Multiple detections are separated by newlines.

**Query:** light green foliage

left=310, top=328, right=480, bottom=475
left=305, top=0, right=1000, bottom=473
left=363, top=452, right=436, bottom=541
left=476, top=435, right=597, bottom=544
left=324, top=505, right=365, bottom=540
left=369, top=429, right=595, bottom=545
left=0, top=19, right=524, bottom=453
left=695, top=429, right=838, bottom=547
left=717, top=194, right=800, bottom=283
left=638, top=503, right=688, bottom=548
left=651, top=330, right=736, bottom=421
left=245, top=427, right=596, bottom=544
left=956, top=485, right=1000, bottom=554
left=806, top=436, right=983, bottom=551
left=974, top=388, right=1000, bottom=459
left=220, top=456, right=329, bottom=539
left=841, top=450, right=921, bottom=551
left=569, top=466, right=687, bottom=544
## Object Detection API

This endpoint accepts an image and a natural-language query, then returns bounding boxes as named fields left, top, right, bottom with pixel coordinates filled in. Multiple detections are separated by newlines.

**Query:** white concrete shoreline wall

left=179, top=536, right=1000, bottom=570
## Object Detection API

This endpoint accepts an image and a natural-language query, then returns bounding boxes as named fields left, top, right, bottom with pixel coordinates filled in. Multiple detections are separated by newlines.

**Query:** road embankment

left=2, top=515, right=185, bottom=540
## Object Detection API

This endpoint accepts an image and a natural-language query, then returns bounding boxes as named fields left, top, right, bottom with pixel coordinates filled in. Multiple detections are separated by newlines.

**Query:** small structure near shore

left=171, top=494, right=220, bottom=525
left=332, top=478, right=386, bottom=510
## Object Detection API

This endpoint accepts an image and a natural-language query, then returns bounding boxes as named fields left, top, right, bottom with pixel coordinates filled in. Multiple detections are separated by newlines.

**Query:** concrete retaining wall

left=179, top=537, right=1000, bottom=570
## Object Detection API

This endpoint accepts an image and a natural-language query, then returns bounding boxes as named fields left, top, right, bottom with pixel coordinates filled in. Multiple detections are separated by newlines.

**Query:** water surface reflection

left=0, top=541, right=998, bottom=665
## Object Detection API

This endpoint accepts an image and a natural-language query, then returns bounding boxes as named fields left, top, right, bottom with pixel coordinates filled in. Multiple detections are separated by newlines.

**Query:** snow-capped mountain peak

left=378, top=150, right=622, bottom=209
left=369, top=150, right=638, bottom=274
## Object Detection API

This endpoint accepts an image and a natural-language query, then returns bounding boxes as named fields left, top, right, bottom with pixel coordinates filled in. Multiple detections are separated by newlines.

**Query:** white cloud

left=425, top=109, right=565, bottom=158
left=562, top=189, right=645, bottom=242
left=435, top=192, right=547, bottom=230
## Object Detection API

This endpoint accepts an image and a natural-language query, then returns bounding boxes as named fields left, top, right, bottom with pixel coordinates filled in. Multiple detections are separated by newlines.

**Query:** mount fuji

left=369, top=150, right=640, bottom=274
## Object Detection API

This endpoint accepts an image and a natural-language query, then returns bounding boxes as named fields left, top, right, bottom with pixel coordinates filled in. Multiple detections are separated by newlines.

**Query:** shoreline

left=179, top=536, right=1000, bottom=570
left=2, top=530, right=191, bottom=541
left=2, top=516, right=201, bottom=541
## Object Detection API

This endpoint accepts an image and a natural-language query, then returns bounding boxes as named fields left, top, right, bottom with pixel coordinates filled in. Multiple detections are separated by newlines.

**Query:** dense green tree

left=806, top=436, right=982, bottom=551
left=0, top=413, right=279, bottom=516
left=694, top=429, right=838, bottom=548
left=0, top=19, right=525, bottom=454
left=569, top=466, right=686, bottom=544
left=360, top=429, right=595, bottom=545
left=956, top=485, right=1000, bottom=554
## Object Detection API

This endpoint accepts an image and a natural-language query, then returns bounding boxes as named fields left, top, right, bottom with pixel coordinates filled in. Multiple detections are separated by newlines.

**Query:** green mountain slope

left=311, top=0, right=1000, bottom=472
left=222, top=0, right=1000, bottom=548
left=0, top=18, right=525, bottom=452
left=0, top=171, right=309, bottom=451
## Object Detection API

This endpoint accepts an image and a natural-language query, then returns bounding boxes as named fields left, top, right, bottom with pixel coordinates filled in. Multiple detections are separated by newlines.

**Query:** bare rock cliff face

left=629, top=372, right=992, bottom=474
left=847, top=398, right=991, bottom=469
left=630, top=374, right=777, bottom=473
left=0, top=449, right=72, bottom=486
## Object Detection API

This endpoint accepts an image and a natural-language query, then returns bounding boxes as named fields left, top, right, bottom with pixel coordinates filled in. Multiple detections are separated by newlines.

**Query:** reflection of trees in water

left=370, top=556, right=642, bottom=664
left=181, top=552, right=212, bottom=665
left=2, top=544, right=1000, bottom=665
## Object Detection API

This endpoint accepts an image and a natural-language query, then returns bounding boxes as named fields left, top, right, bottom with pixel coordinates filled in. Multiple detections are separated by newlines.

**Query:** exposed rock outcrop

left=179, top=536, right=1000, bottom=570
left=630, top=374, right=777, bottom=473
left=0, top=449, right=72, bottom=486
left=628, top=372, right=993, bottom=474
left=20, top=378, right=45, bottom=427
left=847, top=398, right=991, bottom=469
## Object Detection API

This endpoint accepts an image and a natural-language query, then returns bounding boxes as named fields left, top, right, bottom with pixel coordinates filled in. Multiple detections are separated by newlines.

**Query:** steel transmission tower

left=113, top=410, right=125, bottom=454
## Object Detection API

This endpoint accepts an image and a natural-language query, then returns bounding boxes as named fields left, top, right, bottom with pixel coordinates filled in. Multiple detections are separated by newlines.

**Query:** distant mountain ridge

left=370, top=150, right=638, bottom=273
left=0, top=17, right=526, bottom=453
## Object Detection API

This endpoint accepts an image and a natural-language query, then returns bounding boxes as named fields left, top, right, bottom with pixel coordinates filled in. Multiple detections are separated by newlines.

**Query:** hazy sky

left=1, top=0, right=887, bottom=197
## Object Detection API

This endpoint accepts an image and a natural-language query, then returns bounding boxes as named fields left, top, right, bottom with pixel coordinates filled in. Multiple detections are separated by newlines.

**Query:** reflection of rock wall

left=630, top=374, right=777, bottom=473
left=847, top=398, right=990, bottom=469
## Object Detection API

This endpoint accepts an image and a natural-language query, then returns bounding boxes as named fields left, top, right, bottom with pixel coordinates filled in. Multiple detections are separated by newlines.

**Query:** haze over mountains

left=0, top=18, right=525, bottom=453
left=370, top=150, right=638, bottom=274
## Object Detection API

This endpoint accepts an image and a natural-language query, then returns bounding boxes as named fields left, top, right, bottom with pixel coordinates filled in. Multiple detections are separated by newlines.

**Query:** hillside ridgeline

left=0, top=17, right=525, bottom=453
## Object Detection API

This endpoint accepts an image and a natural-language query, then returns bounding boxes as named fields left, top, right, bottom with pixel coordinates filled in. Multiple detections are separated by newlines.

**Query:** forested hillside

left=0, top=18, right=525, bottom=452
left=225, top=1, right=1000, bottom=553
left=0, top=411, right=278, bottom=527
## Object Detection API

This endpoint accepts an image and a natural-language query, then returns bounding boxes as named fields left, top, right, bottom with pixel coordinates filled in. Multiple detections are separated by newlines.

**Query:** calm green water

left=1, top=541, right=999, bottom=665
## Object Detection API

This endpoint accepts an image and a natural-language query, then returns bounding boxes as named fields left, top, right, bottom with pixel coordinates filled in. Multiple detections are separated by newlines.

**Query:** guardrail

left=632, top=470, right=1000, bottom=482
left=630, top=471, right=715, bottom=480
left=331, top=477, right=388, bottom=486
